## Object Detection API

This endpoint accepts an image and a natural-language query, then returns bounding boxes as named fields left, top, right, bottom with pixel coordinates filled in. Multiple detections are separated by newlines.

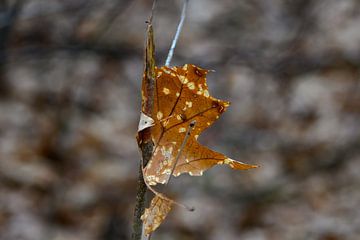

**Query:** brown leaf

left=141, top=194, right=173, bottom=236
left=143, top=64, right=257, bottom=185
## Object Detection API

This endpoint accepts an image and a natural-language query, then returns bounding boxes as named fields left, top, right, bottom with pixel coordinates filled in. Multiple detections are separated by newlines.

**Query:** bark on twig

left=132, top=0, right=189, bottom=238
left=131, top=2, right=156, bottom=239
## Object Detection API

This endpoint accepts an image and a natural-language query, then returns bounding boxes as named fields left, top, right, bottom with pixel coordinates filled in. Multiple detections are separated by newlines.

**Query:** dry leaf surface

left=141, top=194, right=173, bottom=236
left=143, top=64, right=257, bottom=185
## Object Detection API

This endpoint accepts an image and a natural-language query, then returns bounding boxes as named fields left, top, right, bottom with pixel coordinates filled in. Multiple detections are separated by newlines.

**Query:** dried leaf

left=143, top=64, right=257, bottom=185
left=141, top=194, right=173, bottom=236
left=142, top=22, right=156, bottom=116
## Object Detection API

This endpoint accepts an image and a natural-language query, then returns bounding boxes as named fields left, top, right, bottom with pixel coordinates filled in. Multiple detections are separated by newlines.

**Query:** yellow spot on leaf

left=163, top=87, right=170, bottom=95
left=185, top=101, right=193, bottom=108
left=141, top=195, right=173, bottom=236
left=146, top=175, right=157, bottom=185
left=179, top=75, right=188, bottom=84
left=163, top=69, right=171, bottom=74
left=157, top=111, right=163, bottom=120
left=187, top=82, right=195, bottom=90
left=178, top=127, right=186, bottom=133
left=224, top=158, right=231, bottom=164
left=162, top=119, right=169, bottom=127
left=204, top=90, right=209, bottom=97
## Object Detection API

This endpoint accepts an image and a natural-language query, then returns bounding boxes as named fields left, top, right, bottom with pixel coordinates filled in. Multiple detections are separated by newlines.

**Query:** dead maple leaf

left=143, top=64, right=257, bottom=186
left=137, top=5, right=256, bottom=237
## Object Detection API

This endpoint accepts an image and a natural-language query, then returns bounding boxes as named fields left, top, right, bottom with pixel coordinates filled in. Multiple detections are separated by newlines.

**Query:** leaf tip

left=224, top=158, right=259, bottom=170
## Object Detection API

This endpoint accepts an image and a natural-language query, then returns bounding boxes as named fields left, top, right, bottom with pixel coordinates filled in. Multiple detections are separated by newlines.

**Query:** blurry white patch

left=138, top=112, right=155, bottom=132
left=161, top=146, right=173, bottom=161
left=179, top=127, right=186, bottom=133
left=146, top=175, right=157, bottom=185
left=163, top=169, right=172, bottom=175
left=163, top=69, right=171, bottom=74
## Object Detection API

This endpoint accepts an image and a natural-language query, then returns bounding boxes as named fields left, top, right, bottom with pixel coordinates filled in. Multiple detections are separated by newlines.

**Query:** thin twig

left=165, top=0, right=189, bottom=67
left=149, top=0, right=157, bottom=24
left=131, top=1, right=157, bottom=240
left=166, top=120, right=196, bottom=186
left=134, top=1, right=190, bottom=239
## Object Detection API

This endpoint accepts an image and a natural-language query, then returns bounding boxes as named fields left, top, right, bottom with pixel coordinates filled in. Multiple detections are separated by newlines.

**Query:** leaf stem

left=165, top=0, right=189, bottom=67
left=166, top=120, right=196, bottom=186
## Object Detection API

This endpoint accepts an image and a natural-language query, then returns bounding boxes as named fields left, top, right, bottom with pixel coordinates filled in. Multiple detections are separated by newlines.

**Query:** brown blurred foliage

left=0, top=0, right=359, bottom=240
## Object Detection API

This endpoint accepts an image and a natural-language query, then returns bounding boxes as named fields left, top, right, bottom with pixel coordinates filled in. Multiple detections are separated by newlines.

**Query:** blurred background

left=0, top=0, right=360, bottom=239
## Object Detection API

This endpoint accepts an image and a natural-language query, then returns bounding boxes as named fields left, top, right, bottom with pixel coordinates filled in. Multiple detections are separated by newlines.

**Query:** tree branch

left=131, top=1, right=156, bottom=240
